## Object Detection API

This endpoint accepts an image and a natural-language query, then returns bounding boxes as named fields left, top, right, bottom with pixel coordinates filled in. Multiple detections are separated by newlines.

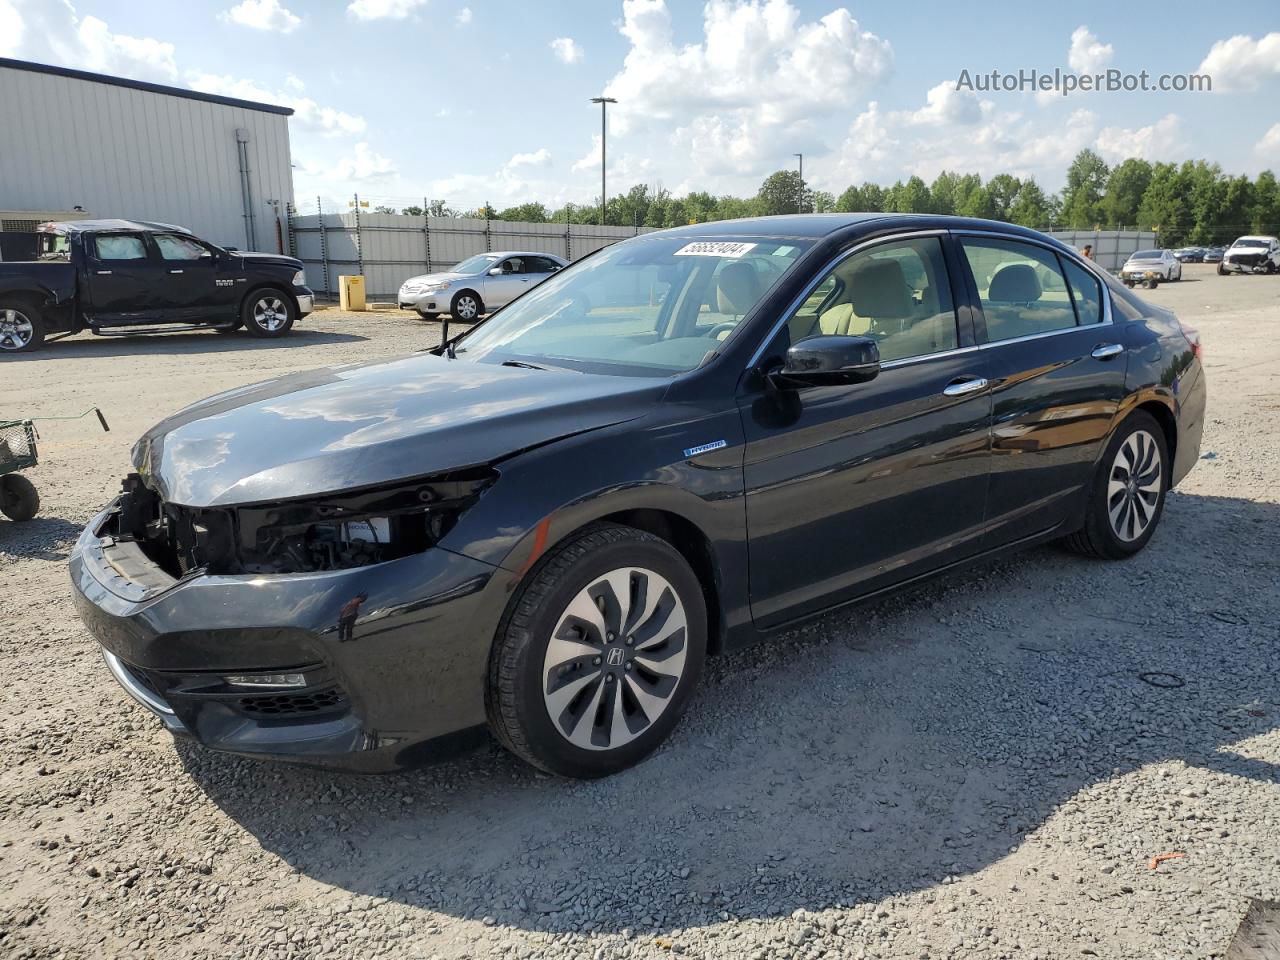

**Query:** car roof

left=1232, top=235, right=1277, bottom=242
left=478, top=250, right=566, bottom=260
left=644, top=213, right=1073, bottom=249
left=40, top=219, right=194, bottom=236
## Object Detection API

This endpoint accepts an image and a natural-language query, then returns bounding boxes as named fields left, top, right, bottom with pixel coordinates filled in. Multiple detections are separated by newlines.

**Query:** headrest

left=847, top=258, right=912, bottom=318
left=716, top=261, right=762, bottom=315
left=989, top=264, right=1041, bottom=302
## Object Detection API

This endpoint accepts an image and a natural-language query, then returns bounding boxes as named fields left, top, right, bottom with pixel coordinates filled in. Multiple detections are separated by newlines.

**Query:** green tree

left=810, top=190, right=836, bottom=213
left=886, top=176, right=931, bottom=213
left=372, top=205, right=397, bottom=214
left=497, top=202, right=550, bottom=222
left=859, top=182, right=886, bottom=212
left=1007, top=179, right=1051, bottom=228
left=716, top=195, right=758, bottom=220
left=985, top=174, right=1022, bottom=221
left=756, top=170, right=807, bottom=215
left=427, top=199, right=457, bottom=218
left=835, top=184, right=864, bottom=212
left=1100, top=158, right=1152, bottom=228
left=1251, top=170, right=1280, bottom=235
left=1138, top=162, right=1192, bottom=246
left=1217, top=175, right=1255, bottom=245
left=400, top=204, right=424, bottom=217
left=1061, top=149, right=1110, bottom=227
left=958, top=185, right=997, bottom=220
left=1186, top=161, right=1225, bottom=244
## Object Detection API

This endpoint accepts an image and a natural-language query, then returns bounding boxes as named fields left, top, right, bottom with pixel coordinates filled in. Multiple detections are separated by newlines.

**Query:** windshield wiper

left=501, top=359, right=546, bottom=370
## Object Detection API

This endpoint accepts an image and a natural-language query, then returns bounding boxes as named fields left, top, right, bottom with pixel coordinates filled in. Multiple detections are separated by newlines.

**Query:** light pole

left=794, top=153, right=804, bottom=213
left=591, top=96, right=617, bottom=226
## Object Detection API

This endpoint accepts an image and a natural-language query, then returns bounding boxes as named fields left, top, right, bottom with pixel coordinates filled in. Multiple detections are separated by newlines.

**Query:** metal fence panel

left=1046, top=230, right=1158, bottom=272
left=290, top=209, right=657, bottom=298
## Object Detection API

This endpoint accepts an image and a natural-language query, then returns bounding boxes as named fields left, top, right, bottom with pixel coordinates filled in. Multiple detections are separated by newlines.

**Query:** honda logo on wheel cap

left=606, top=647, right=624, bottom=667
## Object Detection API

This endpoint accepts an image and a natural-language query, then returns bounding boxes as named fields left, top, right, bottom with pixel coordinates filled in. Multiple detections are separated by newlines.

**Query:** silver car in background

left=398, top=251, right=567, bottom=322
left=1120, top=248, right=1181, bottom=287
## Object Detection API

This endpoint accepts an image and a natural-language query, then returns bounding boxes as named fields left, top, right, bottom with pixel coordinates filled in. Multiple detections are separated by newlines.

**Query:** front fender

left=437, top=404, right=752, bottom=643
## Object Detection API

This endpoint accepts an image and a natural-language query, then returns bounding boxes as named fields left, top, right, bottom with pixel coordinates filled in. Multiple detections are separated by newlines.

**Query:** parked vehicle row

left=0, top=220, right=314, bottom=353
left=70, top=214, right=1206, bottom=779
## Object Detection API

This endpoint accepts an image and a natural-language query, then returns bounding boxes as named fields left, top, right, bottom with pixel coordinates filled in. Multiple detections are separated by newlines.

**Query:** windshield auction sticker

left=673, top=241, right=758, bottom=258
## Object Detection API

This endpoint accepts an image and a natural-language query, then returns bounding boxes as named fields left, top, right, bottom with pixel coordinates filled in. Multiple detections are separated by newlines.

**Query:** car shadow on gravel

left=179, top=491, right=1280, bottom=935
left=2, top=329, right=367, bottom=361
left=0, top=515, right=81, bottom=560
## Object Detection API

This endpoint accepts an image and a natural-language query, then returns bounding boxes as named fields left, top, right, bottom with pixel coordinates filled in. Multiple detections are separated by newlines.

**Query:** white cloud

left=455, top=6, right=471, bottom=24
left=1198, top=33, right=1280, bottom=91
left=2, top=0, right=179, bottom=82
left=0, top=0, right=25, bottom=56
left=550, top=36, right=583, bottom=64
left=1255, top=123, right=1280, bottom=158
left=907, top=81, right=983, bottom=126
left=187, top=72, right=367, bottom=136
left=1067, top=25, right=1113, bottom=73
left=330, top=142, right=397, bottom=183
left=507, top=148, right=552, bottom=169
left=1095, top=113, right=1185, bottom=161
left=598, top=0, right=892, bottom=185
left=347, top=0, right=426, bottom=20
left=223, top=0, right=300, bottom=33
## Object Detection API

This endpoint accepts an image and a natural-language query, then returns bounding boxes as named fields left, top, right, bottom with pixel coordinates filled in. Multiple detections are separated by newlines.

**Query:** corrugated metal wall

left=1045, top=230, right=1158, bottom=272
left=290, top=211, right=659, bottom=297
left=0, top=64, right=294, bottom=251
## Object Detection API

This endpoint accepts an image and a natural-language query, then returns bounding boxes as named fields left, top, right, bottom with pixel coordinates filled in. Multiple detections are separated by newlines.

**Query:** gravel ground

left=1, top=263, right=1277, bottom=960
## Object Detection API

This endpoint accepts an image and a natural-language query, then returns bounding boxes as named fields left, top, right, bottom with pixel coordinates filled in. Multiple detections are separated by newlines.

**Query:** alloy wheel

left=253, top=297, right=287, bottom=331
left=541, top=566, right=688, bottom=751
left=455, top=296, right=478, bottom=320
left=1107, top=429, right=1163, bottom=542
left=0, top=309, right=34, bottom=351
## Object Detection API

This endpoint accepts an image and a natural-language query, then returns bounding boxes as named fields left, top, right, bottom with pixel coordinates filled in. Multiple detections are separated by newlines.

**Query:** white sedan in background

left=1120, top=248, right=1181, bottom=286
left=398, top=251, right=567, bottom=322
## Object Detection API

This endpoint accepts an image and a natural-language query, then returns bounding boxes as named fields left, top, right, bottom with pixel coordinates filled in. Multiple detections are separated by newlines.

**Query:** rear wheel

left=1062, top=411, right=1168, bottom=560
left=242, top=290, right=296, bottom=338
left=487, top=523, right=707, bottom=778
left=0, top=474, right=40, bottom=521
left=0, top=302, right=45, bottom=353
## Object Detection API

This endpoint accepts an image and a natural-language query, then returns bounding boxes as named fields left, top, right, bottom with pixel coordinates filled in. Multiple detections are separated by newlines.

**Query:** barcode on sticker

left=673, top=241, right=758, bottom=258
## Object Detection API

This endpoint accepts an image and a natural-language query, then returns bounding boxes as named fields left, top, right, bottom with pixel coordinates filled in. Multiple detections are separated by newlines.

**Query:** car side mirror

left=488, top=267, right=503, bottom=276
left=772, top=335, right=881, bottom=387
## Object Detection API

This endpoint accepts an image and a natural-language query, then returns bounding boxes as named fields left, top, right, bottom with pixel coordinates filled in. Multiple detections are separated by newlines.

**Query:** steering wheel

left=705, top=321, right=738, bottom=341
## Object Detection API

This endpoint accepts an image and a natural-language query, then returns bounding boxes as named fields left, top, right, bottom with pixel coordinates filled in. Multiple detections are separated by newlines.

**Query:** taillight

left=1178, top=319, right=1202, bottom=360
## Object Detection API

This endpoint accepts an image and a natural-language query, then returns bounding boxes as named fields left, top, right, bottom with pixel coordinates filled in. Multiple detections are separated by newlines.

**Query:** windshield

left=452, top=253, right=502, bottom=274
left=452, top=236, right=812, bottom=375
left=1233, top=239, right=1267, bottom=248
left=1130, top=250, right=1162, bottom=259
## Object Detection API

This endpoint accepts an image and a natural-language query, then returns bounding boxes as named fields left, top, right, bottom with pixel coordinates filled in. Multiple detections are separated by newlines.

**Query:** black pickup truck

left=0, top=220, right=314, bottom=353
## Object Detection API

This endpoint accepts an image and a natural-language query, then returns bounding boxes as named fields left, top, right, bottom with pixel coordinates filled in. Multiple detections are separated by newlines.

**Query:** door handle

left=943, top=377, right=988, bottom=397
left=168, top=269, right=184, bottom=274
left=96, top=270, right=112, bottom=275
left=1091, top=343, right=1123, bottom=359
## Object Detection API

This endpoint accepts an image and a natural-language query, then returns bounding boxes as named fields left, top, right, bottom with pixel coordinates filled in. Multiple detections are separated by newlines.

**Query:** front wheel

left=487, top=523, right=707, bottom=778
left=1062, top=412, right=1168, bottom=560
left=450, top=290, right=483, bottom=323
left=415, top=310, right=440, bottom=322
left=242, top=290, right=296, bottom=338
left=0, top=474, right=40, bottom=521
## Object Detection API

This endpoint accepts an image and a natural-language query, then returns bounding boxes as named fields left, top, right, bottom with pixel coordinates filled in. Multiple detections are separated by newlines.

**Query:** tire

left=241, top=289, right=296, bottom=338
left=449, top=290, right=483, bottom=323
left=486, top=522, right=707, bottom=778
left=0, top=301, right=46, bottom=353
left=1218, top=263, right=1227, bottom=276
left=0, top=474, right=40, bottom=521
left=415, top=311, right=440, bottom=322
left=1061, top=411, right=1169, bottom=560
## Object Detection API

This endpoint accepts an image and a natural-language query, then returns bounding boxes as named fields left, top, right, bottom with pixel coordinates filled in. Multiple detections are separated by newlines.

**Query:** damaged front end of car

left=103, top=467, right=497, bottom=580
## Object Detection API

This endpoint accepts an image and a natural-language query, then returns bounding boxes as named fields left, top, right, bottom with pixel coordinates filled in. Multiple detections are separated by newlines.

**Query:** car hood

left=236, top=251, right=304, bottom=270
left=133, top=354, right=666, bottom=507
left=401, top=272, right=469, bottom=286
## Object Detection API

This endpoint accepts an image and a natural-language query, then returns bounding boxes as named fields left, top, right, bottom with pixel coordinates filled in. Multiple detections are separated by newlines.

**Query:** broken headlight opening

left=108, top=469, right=496, bottom=576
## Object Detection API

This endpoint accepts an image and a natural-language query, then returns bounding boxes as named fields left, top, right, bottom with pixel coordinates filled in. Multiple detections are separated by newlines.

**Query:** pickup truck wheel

left=0, top=303, right=44, bottom=353
left=0, top=474, right=40, bottom=521
left=242, top=290, right=296, bottom=338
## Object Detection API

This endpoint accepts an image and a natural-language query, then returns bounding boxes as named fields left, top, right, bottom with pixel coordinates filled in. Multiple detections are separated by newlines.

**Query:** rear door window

left=1061, top=258, right=1104, bottom=325
left=960, top=237, right=1078, bottom=342
left=154, top=234, right=207, bottom=261
left=93, top=234, right=148, bottom=261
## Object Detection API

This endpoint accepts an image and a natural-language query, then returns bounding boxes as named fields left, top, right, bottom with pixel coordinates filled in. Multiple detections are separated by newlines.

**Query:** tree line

left=377, top=150, right=1280, bottom=248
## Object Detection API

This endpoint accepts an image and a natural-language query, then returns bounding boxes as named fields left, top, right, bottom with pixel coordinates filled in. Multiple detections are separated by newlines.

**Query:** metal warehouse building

left=0, top=58, right=295, bottom=255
